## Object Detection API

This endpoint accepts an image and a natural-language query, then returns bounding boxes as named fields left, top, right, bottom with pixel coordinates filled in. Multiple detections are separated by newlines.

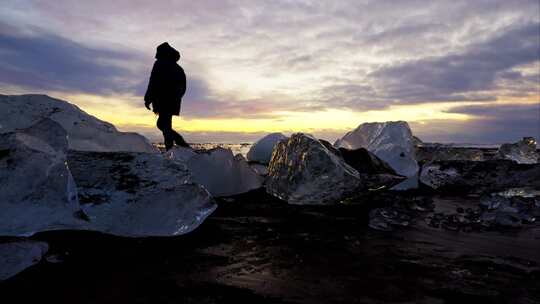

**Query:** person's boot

left=164, top=138, right=174, bottom=150
left=174, top=133, right=190, bottom=148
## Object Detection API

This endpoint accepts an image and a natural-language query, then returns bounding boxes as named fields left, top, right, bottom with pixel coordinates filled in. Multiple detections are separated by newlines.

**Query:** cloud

left=165, top=76, right=307, bottom=119
left=369, top=22, right=540, bottom=103
left=0, top=23, right=145, bottom=95
left=3, top=2, right=539, bottom=109
left=1, top=0, right=539, bottom=143
left=0, top=21, right=309, bottom=120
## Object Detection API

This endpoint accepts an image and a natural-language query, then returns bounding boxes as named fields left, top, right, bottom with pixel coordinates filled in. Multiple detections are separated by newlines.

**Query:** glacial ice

left=0, top=119, right=85, bottom=236
left=68, top=150, right=217, bottom=237
left=0, top=94, right=157, bottom=153
left=496, top=137, right=538, bottom=164
left=247, top=132, right=288, bottom=164
left=418, top=162, right=460, bottom=190
left=0, top=241, right=48, bottom=280
left=267, top=133, right=361, bottom=204
left=334, top=121, right=419, bottom=189
left=266, top=133, right=403, bottom=205
left=0, top=119, right=216, bottom=237
left=167, top=147, right=263, bottom=197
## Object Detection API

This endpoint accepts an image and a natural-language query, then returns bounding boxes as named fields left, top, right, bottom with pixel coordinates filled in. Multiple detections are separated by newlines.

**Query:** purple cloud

left=0, top=24, right=143, bottom=95
left=369, top=22, right=540, bottom=103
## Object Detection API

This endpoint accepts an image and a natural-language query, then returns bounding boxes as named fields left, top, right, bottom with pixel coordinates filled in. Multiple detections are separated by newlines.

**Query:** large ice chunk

left=266, top=133, right=403, bottom=205
left=68, top=150, right=217, bottom=237
left=0, top=119, right=84, bottom=236
left=0, top=241, right=48, bottom=280
left=267, top=134, right=361, bottom=205
left=247, top=132, right=288, bottom=164
left=167, top=147, right=263, bottom=197
left=334, top=121, right=419, bottom=189
left=496, top=137, right=538, bottom=164
left=0, top=119, right=216, bottom=237
left=0, top=94, right=156, bottom=153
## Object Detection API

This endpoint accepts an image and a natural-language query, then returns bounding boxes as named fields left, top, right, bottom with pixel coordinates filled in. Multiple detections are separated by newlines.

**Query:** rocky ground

left=1, top=189, right=538, bottom=304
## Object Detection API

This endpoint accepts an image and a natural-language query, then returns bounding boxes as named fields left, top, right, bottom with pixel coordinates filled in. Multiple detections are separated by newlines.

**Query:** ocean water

left=147, top=143, right=254, bottom=156
left=190, top=143, right=253, bottom=157
left=189, top=142, right=505, bottom=156
left=155, top=141, right=539, bottom=157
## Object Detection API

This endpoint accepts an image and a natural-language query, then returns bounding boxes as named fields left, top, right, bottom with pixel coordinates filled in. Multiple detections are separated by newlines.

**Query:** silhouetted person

left=144, top=42, right=189, bottom=150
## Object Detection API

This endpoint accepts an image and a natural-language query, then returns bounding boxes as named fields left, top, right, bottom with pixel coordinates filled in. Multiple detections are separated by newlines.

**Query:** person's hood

left=155, top=42, right=180, bottom=62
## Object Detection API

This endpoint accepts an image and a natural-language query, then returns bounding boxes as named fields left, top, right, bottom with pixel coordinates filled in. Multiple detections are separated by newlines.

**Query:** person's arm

left=144, top=62, right=158, bottom=110
left=179, top=66, right=187, bottom=99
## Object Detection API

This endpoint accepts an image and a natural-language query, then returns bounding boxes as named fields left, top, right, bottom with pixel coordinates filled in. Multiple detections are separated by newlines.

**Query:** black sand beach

left=2, top=189, right=538, bottom=304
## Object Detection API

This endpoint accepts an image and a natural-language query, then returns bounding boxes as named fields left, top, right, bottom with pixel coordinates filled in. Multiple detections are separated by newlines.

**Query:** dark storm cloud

left=369, top=22, right=540, bottom=103
left=448, top=103, right=540, bottom=118
left=411, top=103, right=540, bottom=144
left=0, top=25, right=142, bottom=95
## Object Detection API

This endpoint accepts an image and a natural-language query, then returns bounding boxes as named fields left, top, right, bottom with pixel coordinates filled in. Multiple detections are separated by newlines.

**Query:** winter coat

left=144, top=42, right=186, bottom=116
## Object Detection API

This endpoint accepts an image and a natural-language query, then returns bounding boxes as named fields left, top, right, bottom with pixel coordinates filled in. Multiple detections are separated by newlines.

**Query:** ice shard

left=0, top=119, right=216, bottom=237
left=167, top=147, right=263, bottom=197
left=496, top=137, right=538, bottom=164
left=334, top=121, right=419, bottom=189
left=67, top=150, right=217, bottom=237
left=247, top=132, right=288, bottom=164
left=0, top=119, right=85, bottom=236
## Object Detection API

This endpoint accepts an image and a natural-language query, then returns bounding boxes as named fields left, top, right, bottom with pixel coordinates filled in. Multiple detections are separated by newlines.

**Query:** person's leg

left=157, top=114, right=174, bottom=150
left=164, top=115, right=189, bottom=147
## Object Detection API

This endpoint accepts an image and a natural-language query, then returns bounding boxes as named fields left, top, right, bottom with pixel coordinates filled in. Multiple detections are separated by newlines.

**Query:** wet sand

left=1, top=189, right=539, bottom=303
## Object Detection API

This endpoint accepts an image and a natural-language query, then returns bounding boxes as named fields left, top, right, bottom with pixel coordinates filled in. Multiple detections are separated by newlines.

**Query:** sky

left=1, top=0, right=539, bottom=143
